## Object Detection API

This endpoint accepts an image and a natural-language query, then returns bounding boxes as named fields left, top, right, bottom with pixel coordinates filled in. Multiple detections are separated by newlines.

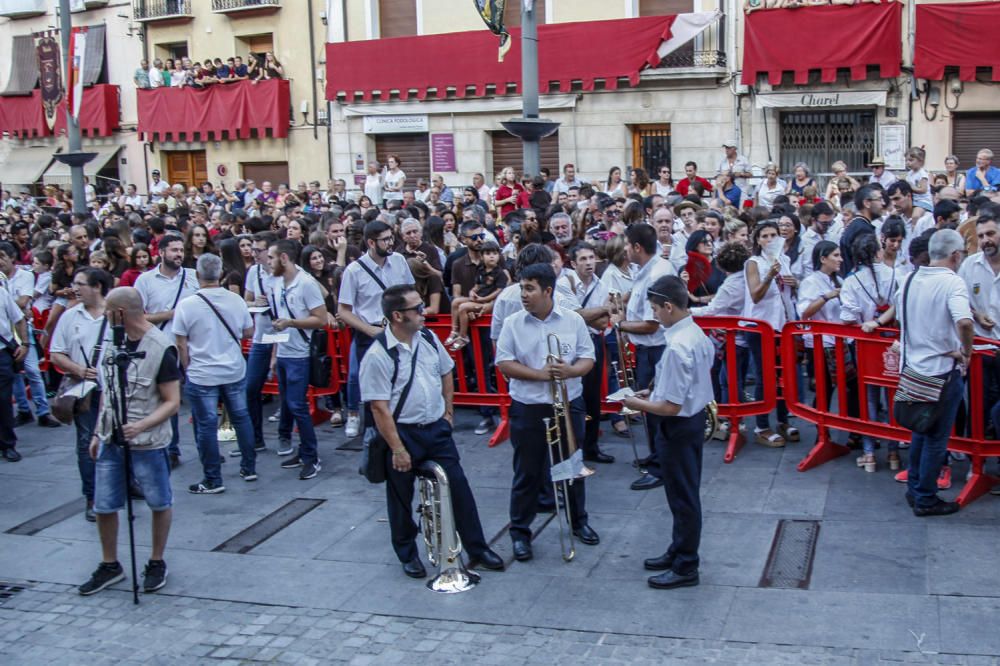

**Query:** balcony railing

left=0, top=0, right=47, bottom=19
left=133, top=0, right=193, bottom=22
left=648, top=12, right=728, bottom=75
left=212, top=0, right=281, bottom=13
left=659, top=49, right=727, bottom=69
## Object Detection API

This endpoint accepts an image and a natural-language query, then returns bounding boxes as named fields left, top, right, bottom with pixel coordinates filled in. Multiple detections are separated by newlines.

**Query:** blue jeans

left=186, top=378, right=256, bottom=484
left=245, top=343, right=273, bottom=447
left=13, top=341, right=49, bottom=417
left=94, top=443, right=173, bottom=514
left=907, top=370, right=963, bottom=508
left=277, top=357, right=319, bottom=465
left=347, top=338, right=361, bottom=412
left=748, top=332, right=788, bottom=430
left=75, top=390, right=101, bottom=501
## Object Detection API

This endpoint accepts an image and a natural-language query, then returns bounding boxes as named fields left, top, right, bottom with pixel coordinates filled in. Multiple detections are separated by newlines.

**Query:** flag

left=473, top=0, right=512, bottom=62
left=35, top=32, right=62, bottom=131
left=67, top=27, right=88, bottom=121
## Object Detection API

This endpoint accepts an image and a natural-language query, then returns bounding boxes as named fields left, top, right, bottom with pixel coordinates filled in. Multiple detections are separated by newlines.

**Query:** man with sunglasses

left=338, top=221, right=415, bottom=438
left=361, top=285, right=503, bottom=579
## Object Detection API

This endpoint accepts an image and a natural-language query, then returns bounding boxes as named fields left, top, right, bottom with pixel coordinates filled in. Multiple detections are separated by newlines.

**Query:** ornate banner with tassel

left=473, top=0, right=511, bottom=62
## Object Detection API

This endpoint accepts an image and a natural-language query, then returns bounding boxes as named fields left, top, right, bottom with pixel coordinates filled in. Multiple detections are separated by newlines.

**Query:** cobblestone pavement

left=0, top=581, right=996, bottom=666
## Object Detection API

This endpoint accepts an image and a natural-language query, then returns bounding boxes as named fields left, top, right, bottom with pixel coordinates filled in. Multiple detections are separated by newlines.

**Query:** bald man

left=78, top=287, right=181, bottom=597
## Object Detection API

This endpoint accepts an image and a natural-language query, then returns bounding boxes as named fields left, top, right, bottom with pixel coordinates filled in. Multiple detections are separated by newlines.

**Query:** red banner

left=914, top=1, right=1000, bottom=82
left=0, top=84, right=119, bottom=138
left=137, top=79, right=290, bottom=142
left=35, top=33, right=62, bottom=130
left=741, top=2, right=901, bottom=85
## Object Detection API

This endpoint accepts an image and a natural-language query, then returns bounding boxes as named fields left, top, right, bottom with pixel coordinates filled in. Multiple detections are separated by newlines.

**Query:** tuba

left=704, top=400, right=719, bottom=441
left=416, top=461, right=480, bottom=593
left=217, top=405, right=236, bottom=442
left=543, top=333, right=594, bottom=562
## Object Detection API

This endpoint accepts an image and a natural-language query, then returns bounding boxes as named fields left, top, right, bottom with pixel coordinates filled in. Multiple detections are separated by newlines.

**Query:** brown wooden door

left=242, top=162, right=290, bottom=188
left=374, top=134, right=430, bottom=188
left=164, top=150, right=207, bottom=190
left=491, top=130, right=559, bottom=180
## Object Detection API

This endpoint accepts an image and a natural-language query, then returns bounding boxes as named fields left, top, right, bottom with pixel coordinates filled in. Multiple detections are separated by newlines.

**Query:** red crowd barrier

left=259, top=326, right=350, bottom=425
left=781, top=321, right=1000, bottom=506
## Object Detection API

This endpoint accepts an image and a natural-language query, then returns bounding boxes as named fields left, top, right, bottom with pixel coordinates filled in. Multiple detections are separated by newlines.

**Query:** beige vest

left=97, top=326, right=175, bottom=449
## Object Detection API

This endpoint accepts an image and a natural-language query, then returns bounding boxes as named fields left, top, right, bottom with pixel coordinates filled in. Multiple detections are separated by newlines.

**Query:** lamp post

left=54, top=0, right=94, bottom=215
left=501, top=1, right=559, bottom=178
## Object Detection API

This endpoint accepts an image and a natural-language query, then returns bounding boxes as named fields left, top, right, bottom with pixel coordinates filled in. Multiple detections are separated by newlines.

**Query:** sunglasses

left=397, top=303, right=425, bottom=315
left=464, top=232, right=486, bottom=240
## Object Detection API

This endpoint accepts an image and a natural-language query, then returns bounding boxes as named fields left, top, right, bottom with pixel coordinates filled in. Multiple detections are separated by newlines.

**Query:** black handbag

left=892, top=273, right=957, bottom=434
left=281, top=288, right=332, bottom=388
left=359, top=329, right=433, bottom=484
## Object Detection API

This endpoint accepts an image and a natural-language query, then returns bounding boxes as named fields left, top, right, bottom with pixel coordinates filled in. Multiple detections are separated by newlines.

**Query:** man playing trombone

left=497, top=264, right=600, bottom=562
left=622, top=275, right=714, bottom=590
left=360, top=285, right=504, bottom=579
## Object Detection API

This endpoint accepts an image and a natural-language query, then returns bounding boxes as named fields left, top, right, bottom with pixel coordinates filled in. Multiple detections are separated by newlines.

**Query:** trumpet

left=543, top=333, right=594, bottom=563
left=608, top=291, right=646, bottom=470
left=416, top=461, right=480, bottom=593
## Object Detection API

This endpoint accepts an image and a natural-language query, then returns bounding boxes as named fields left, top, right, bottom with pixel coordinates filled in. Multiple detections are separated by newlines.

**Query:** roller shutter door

left=375, top=134, right=429, bottom=188
left=491, top=131, right=559, bottom=180
left=952, top=113, right=1000, bottom=175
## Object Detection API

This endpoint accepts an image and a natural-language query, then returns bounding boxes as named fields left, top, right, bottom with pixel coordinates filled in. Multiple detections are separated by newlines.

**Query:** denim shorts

left=93, top=443, right=173, bottom=514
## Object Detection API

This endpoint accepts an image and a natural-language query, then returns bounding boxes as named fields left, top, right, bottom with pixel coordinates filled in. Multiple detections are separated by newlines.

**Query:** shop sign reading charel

left=754, top=90, right=887, bottom=109
left=362, top=115, right=429, bottom=134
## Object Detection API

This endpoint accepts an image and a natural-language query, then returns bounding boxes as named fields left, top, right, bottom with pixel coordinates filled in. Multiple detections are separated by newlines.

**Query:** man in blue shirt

left=965, top=149, right=1000, bottom=195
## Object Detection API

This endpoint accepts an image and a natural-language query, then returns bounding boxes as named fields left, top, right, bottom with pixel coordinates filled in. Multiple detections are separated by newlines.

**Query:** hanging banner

left=473, top=0, right=511, bottom=62
left=35, top=32, right=63, bottom=131
left=67, top=27, right=88, bottom=122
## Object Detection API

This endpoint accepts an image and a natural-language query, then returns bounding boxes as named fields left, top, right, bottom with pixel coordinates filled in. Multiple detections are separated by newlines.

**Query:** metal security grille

left=779, top=111, right=876, bottom=177
left=759, top=519, right=820, bottom=589
left=633, top=125, right=672, bottom=178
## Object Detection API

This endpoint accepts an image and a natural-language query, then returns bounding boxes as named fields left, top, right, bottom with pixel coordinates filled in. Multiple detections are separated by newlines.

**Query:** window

left=490, top=130, right=559, bottom=180
left=237, top=33, right=273, bottom=60
left=631, top=125, right=671, bottom=179
left=156, top=41, right=189, bottom=63
left=374, top=134, right=430, bottom=187
left=779, top=110, right=876, bottom=177
left=504, top=0, right=545, bottom=27
left=951, top=113, right=1000, bottom=174
left=379, top=0, right=417, bottom=38
left=639, top=0, right=693, bottom=15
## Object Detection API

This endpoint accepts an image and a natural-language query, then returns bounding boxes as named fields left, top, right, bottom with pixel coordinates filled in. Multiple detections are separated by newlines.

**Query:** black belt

left=398, top=420, right=439, bottom=430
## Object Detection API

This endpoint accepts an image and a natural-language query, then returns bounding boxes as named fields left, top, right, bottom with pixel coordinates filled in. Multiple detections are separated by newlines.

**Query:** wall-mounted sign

left=879, top=124, right=907, bottom=171
left=362, top=115, right=429, bottom=135
left=431, top=133, right=456, bottom=173
left=754, top=90, right=887, bottom=109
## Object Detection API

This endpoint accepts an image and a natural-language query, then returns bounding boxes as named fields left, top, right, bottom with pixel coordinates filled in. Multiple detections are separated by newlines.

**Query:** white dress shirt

left=651, top=315, right=715, bottom=417
left=134, top=266, right=199, bottom=336
left=839, top=263, right=898, bottom=325
left=0, top=287, right=24, bottom=342
left=797, top=271, right=842, bottom=348
left=896, top=267, right=972, bottom=376
left=338, top=253, right=414, bottom=326
left=958, top=251, right=1000, bottom=339
left=626, top=254, right=676, bottom=348
left=359, top=327, right=453, bottom=424
left=556, top=272, right=609, bottom=335
left=173, top=287, right=252, bottom=386
left=496, top=305, right=595, bottom=404
left=742, top=254, right=796, bottom=328
left=271, top=268, right=326, bottom=359
left=49, top=304, right=111, bottom=388
left=490, top=282, right=580, bottom=341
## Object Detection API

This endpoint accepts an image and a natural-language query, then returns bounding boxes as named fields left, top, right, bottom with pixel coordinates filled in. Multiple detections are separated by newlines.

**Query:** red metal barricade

left=260, top=326, right=348, bottom=425
left=599, top=316, right=779, bottom=464
left=781, top=321, right=1000, bottom=506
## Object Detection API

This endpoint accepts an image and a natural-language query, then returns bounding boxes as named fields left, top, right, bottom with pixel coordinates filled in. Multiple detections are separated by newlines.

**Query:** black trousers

left=384, top=418, right=490, bottom=563
left=635, top=344, right=665, bottom=478
left=581, top=333, right=606, bottom=456
left=0, top=351, right=16, bottom=451
left=657, top=411, right=705, bottom=575
left=509, top=398, right=588, bottom=541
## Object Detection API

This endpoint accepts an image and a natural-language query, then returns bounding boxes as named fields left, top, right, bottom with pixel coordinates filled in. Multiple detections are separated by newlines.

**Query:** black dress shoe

left=644, top=552, right=675, bottom=571
left=512, top=540, right=533, bottom=562
left=37, top=414, right=61, bottom=428
left=470, top=549, right=505, bottom=571
left=85, top=505, right=96, bottom=523
left=630, top=474, right=664, bottom=491
left=913, top=499, right=960, bottom=517
left=169, top=454, right=181, bottom=470
left=572, top=524, right=600, bottom=546
left=402, top=557, right=426, bottom=579
left=636, top=454, right=656, bottom=467
left=583, top=451, right=615, bottom=464
left=14, top=411, right=32, bottom=427
left=1, top=448, right=22, bottom=462
left=648, top=570, right=699, bottom=590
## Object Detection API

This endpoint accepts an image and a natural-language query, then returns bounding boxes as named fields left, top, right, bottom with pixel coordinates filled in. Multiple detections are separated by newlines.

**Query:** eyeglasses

left=375, top=235, right=394, bottom=244
left=397, top=303, right=425, bottom=315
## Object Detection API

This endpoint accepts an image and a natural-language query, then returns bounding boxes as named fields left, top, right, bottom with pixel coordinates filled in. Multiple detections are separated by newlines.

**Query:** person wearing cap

left=149, top=170, right=170, bottom=203
left=716, top=140, right=752, bottom=193
left=868, top=157, right=897, bottom=189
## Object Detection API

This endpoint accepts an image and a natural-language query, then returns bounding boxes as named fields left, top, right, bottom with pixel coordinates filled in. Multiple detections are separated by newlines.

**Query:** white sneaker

left=345, top=414, right=360, bottom=438
left=268, top=409, right=281, bottom=423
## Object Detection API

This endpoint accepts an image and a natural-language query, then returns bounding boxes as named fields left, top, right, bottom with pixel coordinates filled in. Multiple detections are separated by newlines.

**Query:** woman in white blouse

left=744, top=220, right=799, bottom=447
left=755, top=164, right=787, bottom=210
left=382, top=154, right=406, bottom=202
left=603, top=167, right=627, bottom=198
left=600, top=234, right=634, bottom=437
left=797, top=241, right=843, bottom=417
left=778, top=212, right=807, bottom=282
left=839, top=232, right=900, bottom=473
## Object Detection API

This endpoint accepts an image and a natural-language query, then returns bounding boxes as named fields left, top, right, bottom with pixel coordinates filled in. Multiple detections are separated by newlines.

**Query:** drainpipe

left=308, top=0, right=319, bottom=141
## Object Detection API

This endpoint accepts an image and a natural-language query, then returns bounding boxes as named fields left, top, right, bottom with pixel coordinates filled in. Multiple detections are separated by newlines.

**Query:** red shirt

left=496, top=183, right=525, bottom=218
left=676, top=176, right=714, bottom=197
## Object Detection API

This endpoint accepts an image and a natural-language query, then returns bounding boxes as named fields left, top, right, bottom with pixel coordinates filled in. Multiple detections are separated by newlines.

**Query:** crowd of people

left=133, top=51, right=285, bottom=90
left=0, top=139, right=997, bottom=596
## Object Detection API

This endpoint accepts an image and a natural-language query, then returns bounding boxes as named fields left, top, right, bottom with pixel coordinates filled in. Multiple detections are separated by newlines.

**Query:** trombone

left=543, top=333, right=594, bottom=562
left=608, top=291, right=645, bottom=470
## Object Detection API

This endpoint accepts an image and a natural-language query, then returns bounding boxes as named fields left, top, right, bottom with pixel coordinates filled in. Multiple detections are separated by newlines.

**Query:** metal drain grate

left=0, top=581, right=31, bottom=606
left=212, top=498, right=325, bottom=554
left=759, top=519, right=821, bottom=589
left=5, top=499, right=83, bottom=536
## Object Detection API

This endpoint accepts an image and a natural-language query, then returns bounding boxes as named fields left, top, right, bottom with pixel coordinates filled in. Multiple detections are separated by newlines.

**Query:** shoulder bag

left=281, top=287, right=332, bottom=388
left=892, top=272, right=958, bottom=434
left=52, top=317, right=109, bottom=424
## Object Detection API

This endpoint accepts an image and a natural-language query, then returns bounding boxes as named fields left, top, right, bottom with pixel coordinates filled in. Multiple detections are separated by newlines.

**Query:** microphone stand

left=108, top=316, right=146, bottom=605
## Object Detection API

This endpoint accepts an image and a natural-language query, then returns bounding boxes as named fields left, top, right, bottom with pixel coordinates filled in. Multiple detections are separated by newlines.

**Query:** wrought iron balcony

left=0, top=0, right=47, bottom=19
left=658, top=49, right=728, bottom=69
left=212, top=0, right=281, bottom=14
left=133, top=0, right=193, bottom=22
